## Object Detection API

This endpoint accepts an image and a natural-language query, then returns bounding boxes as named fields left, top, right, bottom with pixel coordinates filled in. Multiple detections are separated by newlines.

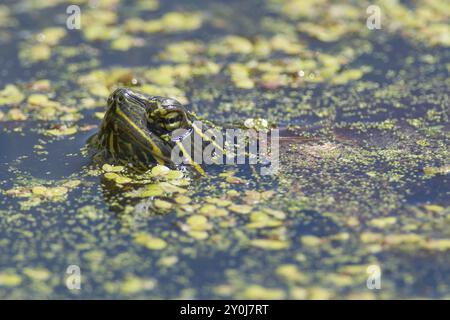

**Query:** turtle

left=89, top=87, right=223, bottom=175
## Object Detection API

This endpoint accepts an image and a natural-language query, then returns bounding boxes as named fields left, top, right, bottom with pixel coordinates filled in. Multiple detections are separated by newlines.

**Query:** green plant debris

left=0, top=272, right=22, bottom=287
left=125, top=12, right=203, bottom=34
left=424, top=165, right=450, bottom=176
left=250, top=239, right=290, bottom=250
left=45, top=126, right=78, bottom=136
left=134, top=233, right=168, bottom=250
left=0, top=84, right=25, bottom=105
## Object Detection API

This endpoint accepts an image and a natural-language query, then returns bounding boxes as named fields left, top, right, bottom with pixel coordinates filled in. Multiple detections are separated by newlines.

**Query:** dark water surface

left=0, top=0, right=449, bottom=299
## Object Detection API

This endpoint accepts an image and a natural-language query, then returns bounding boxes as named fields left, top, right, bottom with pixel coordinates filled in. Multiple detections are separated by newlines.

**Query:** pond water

left=0, top=0, right=449, bottom=299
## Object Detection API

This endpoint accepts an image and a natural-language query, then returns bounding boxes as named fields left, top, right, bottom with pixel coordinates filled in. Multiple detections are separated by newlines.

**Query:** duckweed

left=228, top=204, right=253, bottom=214
left=241, top=285, right=286, bottom=299
left=0, top=272, right=22, bottom=287
left=134, top=233, right=168, bottom=250
left=0, top=84, right=24, bottom=105
left=0, top=0, right=448, bottom=300
left=154, top=199, right=173, bottom=210
left=250, top=239, right=290, bottom=250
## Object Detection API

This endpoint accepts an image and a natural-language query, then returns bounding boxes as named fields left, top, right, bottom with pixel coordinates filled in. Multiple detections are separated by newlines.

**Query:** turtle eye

left=162, top=112, right=183, bottom=130
left=146, top=98, right=162, bottom=111
left=117, top=95, right=124, bottom=103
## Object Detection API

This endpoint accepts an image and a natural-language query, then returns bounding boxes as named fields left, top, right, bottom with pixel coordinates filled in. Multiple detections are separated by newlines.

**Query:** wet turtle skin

left=94, top=88, right=188, bottom=170
left=91, top=88, right=209, bottom=173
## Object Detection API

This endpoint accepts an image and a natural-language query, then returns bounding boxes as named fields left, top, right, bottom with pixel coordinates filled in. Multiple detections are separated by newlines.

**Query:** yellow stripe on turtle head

left=175, top=140, right=205, bottom=175
left=115, top=106, right=168, bottom=162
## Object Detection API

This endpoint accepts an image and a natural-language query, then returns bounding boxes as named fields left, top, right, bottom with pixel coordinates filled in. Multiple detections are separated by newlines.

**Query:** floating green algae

left=0, top=0, right=449, bottom=300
